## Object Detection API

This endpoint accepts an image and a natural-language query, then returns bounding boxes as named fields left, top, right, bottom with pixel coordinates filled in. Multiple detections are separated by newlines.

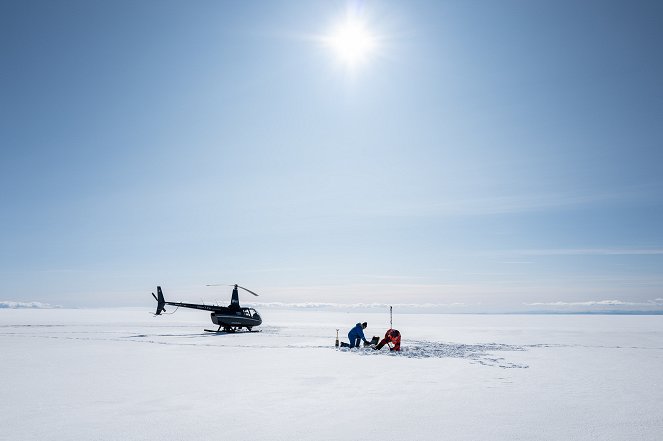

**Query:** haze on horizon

left=1, top=0, right=662, bottom=312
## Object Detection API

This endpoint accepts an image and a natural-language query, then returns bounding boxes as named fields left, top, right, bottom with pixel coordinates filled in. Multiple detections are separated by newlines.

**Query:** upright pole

left=390, top=306, right=393, bottom=329
left=335, top=329, right=339, bottom=347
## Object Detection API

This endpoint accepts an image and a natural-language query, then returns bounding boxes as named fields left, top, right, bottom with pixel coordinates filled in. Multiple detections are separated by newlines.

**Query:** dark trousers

left=375, top=338, right=388, bottom=350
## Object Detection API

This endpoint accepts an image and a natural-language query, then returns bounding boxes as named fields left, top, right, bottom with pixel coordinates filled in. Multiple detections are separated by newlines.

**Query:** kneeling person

left=341, top=322, right=369, bottom=348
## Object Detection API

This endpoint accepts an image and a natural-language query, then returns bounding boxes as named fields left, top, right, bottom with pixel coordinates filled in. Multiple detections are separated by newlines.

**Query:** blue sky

left=1, top=0, right=662, bottom=311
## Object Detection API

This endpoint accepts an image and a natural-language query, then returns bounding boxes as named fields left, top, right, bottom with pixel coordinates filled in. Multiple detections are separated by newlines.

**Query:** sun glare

left=325, top=16, right=376, bottom=69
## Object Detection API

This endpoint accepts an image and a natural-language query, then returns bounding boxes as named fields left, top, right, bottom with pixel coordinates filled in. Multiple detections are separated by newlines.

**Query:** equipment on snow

left=364, top=336, right=379, bottom=347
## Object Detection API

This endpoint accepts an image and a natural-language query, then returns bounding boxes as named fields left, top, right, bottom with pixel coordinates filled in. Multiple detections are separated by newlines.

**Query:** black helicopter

left=152, top=284, right=262, bottom=332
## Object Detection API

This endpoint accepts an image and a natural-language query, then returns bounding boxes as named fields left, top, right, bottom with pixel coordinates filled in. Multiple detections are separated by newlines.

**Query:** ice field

left=1, top=308, right=662, bottom=440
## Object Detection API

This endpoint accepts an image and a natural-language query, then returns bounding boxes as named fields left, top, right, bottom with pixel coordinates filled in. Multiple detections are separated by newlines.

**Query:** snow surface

left=1, top=308, right=662, bottom=440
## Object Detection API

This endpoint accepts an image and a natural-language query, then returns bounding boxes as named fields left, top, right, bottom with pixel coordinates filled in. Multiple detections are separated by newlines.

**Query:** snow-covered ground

left=1, top=308, right=662, bottom=440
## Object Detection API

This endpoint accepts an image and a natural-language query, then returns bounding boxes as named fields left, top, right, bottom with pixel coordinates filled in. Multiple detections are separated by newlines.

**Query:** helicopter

left=151, top=284, right=262, bottom=332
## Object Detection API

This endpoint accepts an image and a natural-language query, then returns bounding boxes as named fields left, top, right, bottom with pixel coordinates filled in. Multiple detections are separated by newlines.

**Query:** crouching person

left=374, top=328, right=401, bottom=351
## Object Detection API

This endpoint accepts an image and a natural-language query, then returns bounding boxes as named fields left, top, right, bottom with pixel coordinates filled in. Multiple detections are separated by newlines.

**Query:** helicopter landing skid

left=204, top=327, right=260, bottom=333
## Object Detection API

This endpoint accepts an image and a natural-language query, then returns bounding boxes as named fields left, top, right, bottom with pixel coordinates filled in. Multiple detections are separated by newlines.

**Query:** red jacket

left=381, top=328, right=401, bottom=351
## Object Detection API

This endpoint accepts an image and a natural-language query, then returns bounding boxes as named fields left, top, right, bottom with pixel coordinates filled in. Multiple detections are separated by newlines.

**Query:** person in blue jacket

left=342, top=322, right=368, bottom=348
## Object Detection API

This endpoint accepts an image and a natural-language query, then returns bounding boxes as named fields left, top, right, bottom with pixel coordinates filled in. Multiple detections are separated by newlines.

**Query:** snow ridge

left=0, top=301, right=61, bottom=309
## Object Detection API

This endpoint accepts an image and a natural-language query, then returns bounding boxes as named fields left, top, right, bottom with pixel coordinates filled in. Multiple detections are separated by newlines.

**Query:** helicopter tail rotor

left=152, top=286, right=166, bottom=315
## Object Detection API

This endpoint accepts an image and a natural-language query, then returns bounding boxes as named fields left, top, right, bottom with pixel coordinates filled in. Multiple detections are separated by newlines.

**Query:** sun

left=324, top=15, right=377, bottom=69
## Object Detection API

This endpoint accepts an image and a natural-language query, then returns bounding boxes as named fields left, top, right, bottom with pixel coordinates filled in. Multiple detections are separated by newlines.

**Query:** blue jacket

left=348, top=323, right=366, bottom=341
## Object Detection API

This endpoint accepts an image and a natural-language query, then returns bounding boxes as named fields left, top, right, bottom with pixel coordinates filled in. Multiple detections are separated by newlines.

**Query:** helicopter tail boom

left=152, top=286, right=166, bottom=315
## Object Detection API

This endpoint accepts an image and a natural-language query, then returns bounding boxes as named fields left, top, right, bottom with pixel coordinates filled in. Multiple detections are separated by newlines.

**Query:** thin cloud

left=369, top=184, right=661, bottom=218
left=525, top=299, right=663, bottom=307
left=514, top=248, right=663, bottom=256
left=359, top=274, right=427, bottom=280
left=245, top=302, right=470, bottom=309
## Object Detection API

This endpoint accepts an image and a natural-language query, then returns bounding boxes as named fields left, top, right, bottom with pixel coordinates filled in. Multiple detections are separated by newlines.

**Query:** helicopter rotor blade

left=205, top=283, right=260, bottom=296
left=205, top=283, right=240, bottom=289
left=237, top=285, right=259, bottom=296
left=152, top=292, right=158, bottom=301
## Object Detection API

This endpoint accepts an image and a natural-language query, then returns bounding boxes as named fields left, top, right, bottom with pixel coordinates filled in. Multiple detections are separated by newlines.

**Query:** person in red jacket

left=374, top=328, right=401, bottom=351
